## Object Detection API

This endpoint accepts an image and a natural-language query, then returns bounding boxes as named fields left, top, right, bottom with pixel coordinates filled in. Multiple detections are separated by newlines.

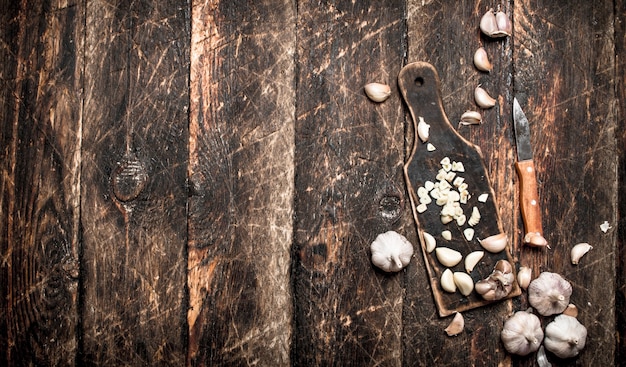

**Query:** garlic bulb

left=544, top=315, right=587, bottom=358
left=528, top=272, right=572, bottom=316
left=475, top=260, right=514, bottom=301
left=500, top=310, right=544, bottom=356
left=364, top=82, right=391, bottom=102
left=370, top=231, right=414, bottom=272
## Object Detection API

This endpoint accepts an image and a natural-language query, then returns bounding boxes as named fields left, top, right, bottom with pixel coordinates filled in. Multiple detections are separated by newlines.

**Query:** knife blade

left=513, top=98, right=548, bottom=247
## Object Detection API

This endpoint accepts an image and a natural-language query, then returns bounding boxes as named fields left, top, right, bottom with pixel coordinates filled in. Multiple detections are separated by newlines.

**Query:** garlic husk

left=517, top=266, right=532, bottom=289
left=453, top=272, right=474, bottom=296
left=571, top=242, right=592, bottom=265
left=475, top=86, right=496, bottom=108
left=528, top=272, right=573, bottom=316
left=445, top=312, right=464, bottom=336
left=562, top=303, right=579, bottom=318
left=441, top=268, right=456, bottom=293
left=544, top=315, right=587, bottom=359
left=364, top=82, right=391, bottom=102
left=417, top=116, right=430, bottom=142
left=473, top=47, right=493, bottom=72
left=494, top=11, right=512, bottom=37
left=478, top=233, right=508, bottom=253
left=501, top=310, right=544, bottom=356
left=435, top=247, right=462, bottom=267
left=465, top=251, right=484, bottom=273
left=422, top=232, right=437, bottom=253
left=459, top=110, right=483, bottom=126
left=370, top=231, right=414, bottom=272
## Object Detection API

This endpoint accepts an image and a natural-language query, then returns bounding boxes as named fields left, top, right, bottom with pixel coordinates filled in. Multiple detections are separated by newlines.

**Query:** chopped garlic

left=478, top=193, right=489, bottom=202
left=442, top=230, right=452, bottom=241
left=600, top=221, right=612, bottom=233
left=427, top=143, right=436, bottom=151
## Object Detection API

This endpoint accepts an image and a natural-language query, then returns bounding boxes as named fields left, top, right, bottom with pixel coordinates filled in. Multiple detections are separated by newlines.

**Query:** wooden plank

left=80, top=1, right=189, bottom=364
left=293, top=1, right=407, bottom=365
left=404, top=2, right=516, bottom=365
left=0, top=1, right=83, bottom=365
left=187, top=1, right=295, bottom=365
left=512, top=1, right=617, bottom=365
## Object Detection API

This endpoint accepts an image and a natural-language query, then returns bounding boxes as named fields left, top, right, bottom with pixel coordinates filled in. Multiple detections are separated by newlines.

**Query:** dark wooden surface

left=1, top=0, right=623, bottom=366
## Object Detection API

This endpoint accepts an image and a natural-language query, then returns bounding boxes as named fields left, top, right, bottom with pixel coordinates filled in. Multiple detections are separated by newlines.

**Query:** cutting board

left=399, top=62, right=520, bottom=317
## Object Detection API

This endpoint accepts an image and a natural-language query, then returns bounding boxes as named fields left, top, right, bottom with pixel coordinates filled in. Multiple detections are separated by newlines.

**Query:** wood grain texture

left=513, top=1, right=617, bottom=365
left=293, top=1, right=407, bottom=365
left=0, top=1, right=82, bottom=364
left=80, top=0, right=189, bottom=364
left=187, top=0, right=295, bottom=365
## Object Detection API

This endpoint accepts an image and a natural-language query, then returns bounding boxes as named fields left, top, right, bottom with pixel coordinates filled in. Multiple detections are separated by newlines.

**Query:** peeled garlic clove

left=463, top=228, right=475, bottom=241
left=571, top=242, right=592, bottom=265
left=517, top=266, right=532, bottom=289
left=417, top=116, right=430, bottom=142
left=423, top=232, right=437, bottom=253
left=435, top=247, right=462, bottom=267
left=453, top=272, right=474, bottom=296
left=445, top=312, right=464, bottom=336
left=473, top=47, right=493, bottom=72
left=494, top=11, right=512, bottom=37
left=478, top=233, right=508, bottom=253
left=441, top=230, right=452, bottom=241
left=465, top=251, right=484, bottom=273
left=479, top=9, right=499, bottom=37
left=459, top=110, right=483, bottom=126
left=441, top=268, right=456, bottom=293
left=364, top=82, right=391, bottom=102
left=475, top=86, right=496, bottom=108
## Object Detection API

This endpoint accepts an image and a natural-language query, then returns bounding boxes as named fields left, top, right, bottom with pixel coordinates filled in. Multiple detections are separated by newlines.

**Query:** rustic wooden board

left=400, top=61, right=521, bottom=317
left=512, top=1, right=617, bottom=365
left=187, top=1, right=295, bottom=365
left=617, top=0, right=626, bottom=362
left=80, top=0, right=189, bottom=364
left=0, top=1, right=83, bottom=365
left=292, top=1, right=407, bottom=365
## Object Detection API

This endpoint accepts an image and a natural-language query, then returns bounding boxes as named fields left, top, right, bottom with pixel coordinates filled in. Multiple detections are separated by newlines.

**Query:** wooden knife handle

left=515, top=159, right=543, bottom=238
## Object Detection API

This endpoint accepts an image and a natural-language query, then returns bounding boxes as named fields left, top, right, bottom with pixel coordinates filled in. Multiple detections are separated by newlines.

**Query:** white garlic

left=445, top=312, right=464, bottom=336
left=475, top=86, right=497, bottom=108
left=477, top=193, right=488, bottom=202
left=480, top=8, right=511, bottom=38
left=423, top=232, right=436, bottom=253
left=544, top=315, right=587, bottom=359
left=600, top=220, right=612, bottom=232
left=494, top=11, right=512, bottom=37
left=517, top=266, right=532, bottom=290
left=524, top=232, right=548, bottom=247
left=528, top=272, right=572, bottom=316
left=478, top=233, right=508, bottom=253
left=370, top=231, right=414, bottom=272
left=473, top=47, right=493, bottom=72
left=501, top=310, right=544, bottom=356
left=463, top=228, right=475, bottom=241
left=441, top=268, right=456, bottom=293
left=453, top=272, right=474, bottom=296
left=465, top=251, right=484, bottom=273
left=570, top=242, right=592, bottom=265
left=441, top=230, right=452, bottom=241
left=427, top=143, right=436, bottom=151
left=417, top=116, right=430, bottom=142
left=364, top=82, right=391, bottom=102
left=459, top=110, right=483, bottom=126
left=435, top=247, right=462, bottom=267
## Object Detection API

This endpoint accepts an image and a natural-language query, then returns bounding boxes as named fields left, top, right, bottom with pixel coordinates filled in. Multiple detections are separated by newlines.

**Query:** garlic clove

left=478, top=233, right=508, bottom=253
left=495, top=259, right=513, bottom=274
left=544, top=315, right=587, bottom=358
left=570, top=242, right=592, bottom=265
left=467, top=206, right=481, bottom=226
left=475, top=86, right=497, bottom=108
left=494, top=11, right=512, bottom=37
left=528, top=272, right=572, bottom=316
left=426, top=143, right=436, bottom=151
left=441, top=230, right=452, bottom=241
left=444, top=312, right=464, bottom=336
left=370, top=231, right=415, bottom=272
left=459, top=110, right=483, bottom=126
left=453, top=272, right=474, bottom=296
left=524, top=232, right=549, bottom=247
left=364, top=82, right=391, bottom=102
left=465, top=251, right=484, bottom=273
left=435, top=247, right=462, bottom=267
left=417, top=116, right=430, bottom=142
left=479, top=9, right=499, bottom=37
left=536, top=346, right=551, bottom=367
left=562, top=303, right=579, bottom=318
left=517, top=266, right=532, bottom=289
left=423, top=232, right=437, bottom=253
left=477, top=193, right=489, bottom=202
left=473, top=47, right=493, bottom=72
left=463, top=228, right=475, bottom=241
left=441, top=268, right=456, bottom=293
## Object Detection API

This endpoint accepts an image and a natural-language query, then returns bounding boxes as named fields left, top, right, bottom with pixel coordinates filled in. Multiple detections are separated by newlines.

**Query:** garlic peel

left=501, top=310, right=544, bottom=356
left=370, top=231, right=414, bottom=272
left=528, top=272, right=572, bottom=316
left=571, top=242, right=592, bottom=265
left=544, top=315, right=587, bottom=358
left=364, top=82, right=391, bottom=102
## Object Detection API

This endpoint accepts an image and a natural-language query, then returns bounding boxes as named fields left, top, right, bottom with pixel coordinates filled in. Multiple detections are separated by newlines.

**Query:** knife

left=513, top=98, right=548, bottom=247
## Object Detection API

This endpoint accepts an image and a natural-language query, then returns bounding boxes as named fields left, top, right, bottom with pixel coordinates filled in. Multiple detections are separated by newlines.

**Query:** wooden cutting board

left=399, top=62, right=520, bottom=317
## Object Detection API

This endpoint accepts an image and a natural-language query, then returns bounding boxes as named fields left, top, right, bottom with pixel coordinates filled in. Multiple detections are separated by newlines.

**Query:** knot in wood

left=376, top=183, right=404, bottom=223
left=112, top=153, right=148, bottom=202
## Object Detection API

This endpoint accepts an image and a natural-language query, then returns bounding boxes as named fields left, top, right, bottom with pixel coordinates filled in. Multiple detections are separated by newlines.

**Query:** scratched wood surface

left=1, top=0, right=623, bottom=366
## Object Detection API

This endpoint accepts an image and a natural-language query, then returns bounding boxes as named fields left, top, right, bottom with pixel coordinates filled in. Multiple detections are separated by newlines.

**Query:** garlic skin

left=364, top=82, right=391, bottom=102
left=445, top=312, right=464, bottom=336
left=562, top=303, right=579, bottom=318
left=475, top=86, right=496, bottom=108
left=501, top=310, right=544, bottom=356
left=517, top=266, right=532, bottom=289
left=571, top=242, right=592, bottom=265
left=370, top=231, right=414, bottom=272
left=544, top=315, right=587, bottom=359
left=528, top=272, right=572, bottom=316
left=473, top=47, right=493, bottom=72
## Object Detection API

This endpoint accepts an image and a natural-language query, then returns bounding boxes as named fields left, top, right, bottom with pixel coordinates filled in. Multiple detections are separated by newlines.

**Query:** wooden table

left=1, top=0, right=623, bottom=366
